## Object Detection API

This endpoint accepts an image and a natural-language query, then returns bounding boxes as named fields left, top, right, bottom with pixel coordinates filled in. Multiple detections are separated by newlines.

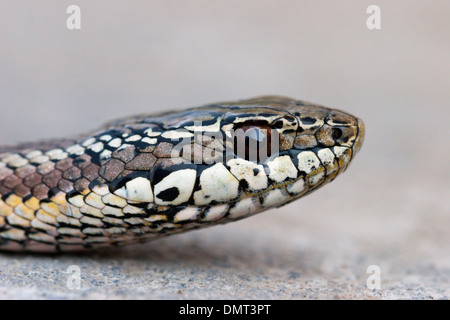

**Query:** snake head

left=159, top=96, right=366, bottom=211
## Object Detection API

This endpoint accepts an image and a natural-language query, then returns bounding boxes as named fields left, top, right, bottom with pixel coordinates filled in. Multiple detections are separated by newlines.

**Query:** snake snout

left=353, top=118, right=365, bottom=156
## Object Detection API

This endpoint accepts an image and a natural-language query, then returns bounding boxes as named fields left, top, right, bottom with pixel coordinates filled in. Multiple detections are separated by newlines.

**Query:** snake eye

left=233, top=123, right=272, bottom=162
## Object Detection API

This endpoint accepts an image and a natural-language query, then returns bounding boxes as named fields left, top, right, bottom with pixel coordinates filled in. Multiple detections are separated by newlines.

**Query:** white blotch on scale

left=287, top=178, right=307, bottom=195
left=102, top=193, right=128, bottom=208
left=201, top=204, right=229, bottom=222
left=317, top=148, right=338, bottom=175
left=173, top=207, right=201, bottom=222
left=125, top=135, right=142, bottom=142
left=100, top=150, right=112, bottom=160
left=25, top=150, right=43, bottom=159
left=66, top=144, right=85, bottom=156
left=194, top=163, right=240, bottom=205
left=144, top=128, right=162, bottom=137
left=114, top=177, right=154, bottom=202
left=261, top=189, right=290, bottom=208
left=45, top=149, right=68, bottom=160
left=296, top=151, right=321, bottom=174
left=87, top=142, right=104, bottom=153
left=81, top=137, right=96, bottom=147
left=154, top=169, right=196, bottom=205
left=108, top=138, right=122, bottom=148
left=99, top=135, right=112, bottom=142
left=161, top=130, right=194, bottom=139
left=266, top=155, right=298, bottom=182
left=141, top=137, right=158, bottom=145
left=228, top=197, right=261, bottom=219
left=309, top=171, right=325, bottom=186
left=6, top=157, right=28, bottom=168
left=227, top=159, right=268, bottom=191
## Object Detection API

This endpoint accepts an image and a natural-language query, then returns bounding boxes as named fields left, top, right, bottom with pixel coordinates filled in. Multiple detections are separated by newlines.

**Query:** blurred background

left=0, top=0, right=449, bottom=299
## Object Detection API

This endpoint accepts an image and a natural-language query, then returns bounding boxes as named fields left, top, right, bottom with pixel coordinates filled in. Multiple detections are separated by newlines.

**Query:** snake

left=0, top=96, right=364, bottom=252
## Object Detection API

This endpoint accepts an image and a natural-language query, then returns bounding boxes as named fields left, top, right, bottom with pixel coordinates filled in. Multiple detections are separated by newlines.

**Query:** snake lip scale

left=0, top=96, right=365, bottom=252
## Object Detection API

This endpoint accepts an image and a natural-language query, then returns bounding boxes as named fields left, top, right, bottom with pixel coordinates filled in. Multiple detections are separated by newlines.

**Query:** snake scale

left=0, top=96, right=364, bottom=252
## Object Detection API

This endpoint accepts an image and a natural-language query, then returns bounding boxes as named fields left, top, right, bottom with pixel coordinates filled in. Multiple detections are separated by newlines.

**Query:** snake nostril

left=331, top=128, right=343, bottom=141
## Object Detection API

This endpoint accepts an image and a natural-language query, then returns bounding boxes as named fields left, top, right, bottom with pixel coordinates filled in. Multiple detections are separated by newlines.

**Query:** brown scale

left=125, top=153, right=157, bottom=171
left=99, top=159, right=125, bottom=182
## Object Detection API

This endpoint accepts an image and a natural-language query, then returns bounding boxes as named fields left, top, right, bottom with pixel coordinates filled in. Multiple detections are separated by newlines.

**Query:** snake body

left=0, top=96, right=364, bottom=252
